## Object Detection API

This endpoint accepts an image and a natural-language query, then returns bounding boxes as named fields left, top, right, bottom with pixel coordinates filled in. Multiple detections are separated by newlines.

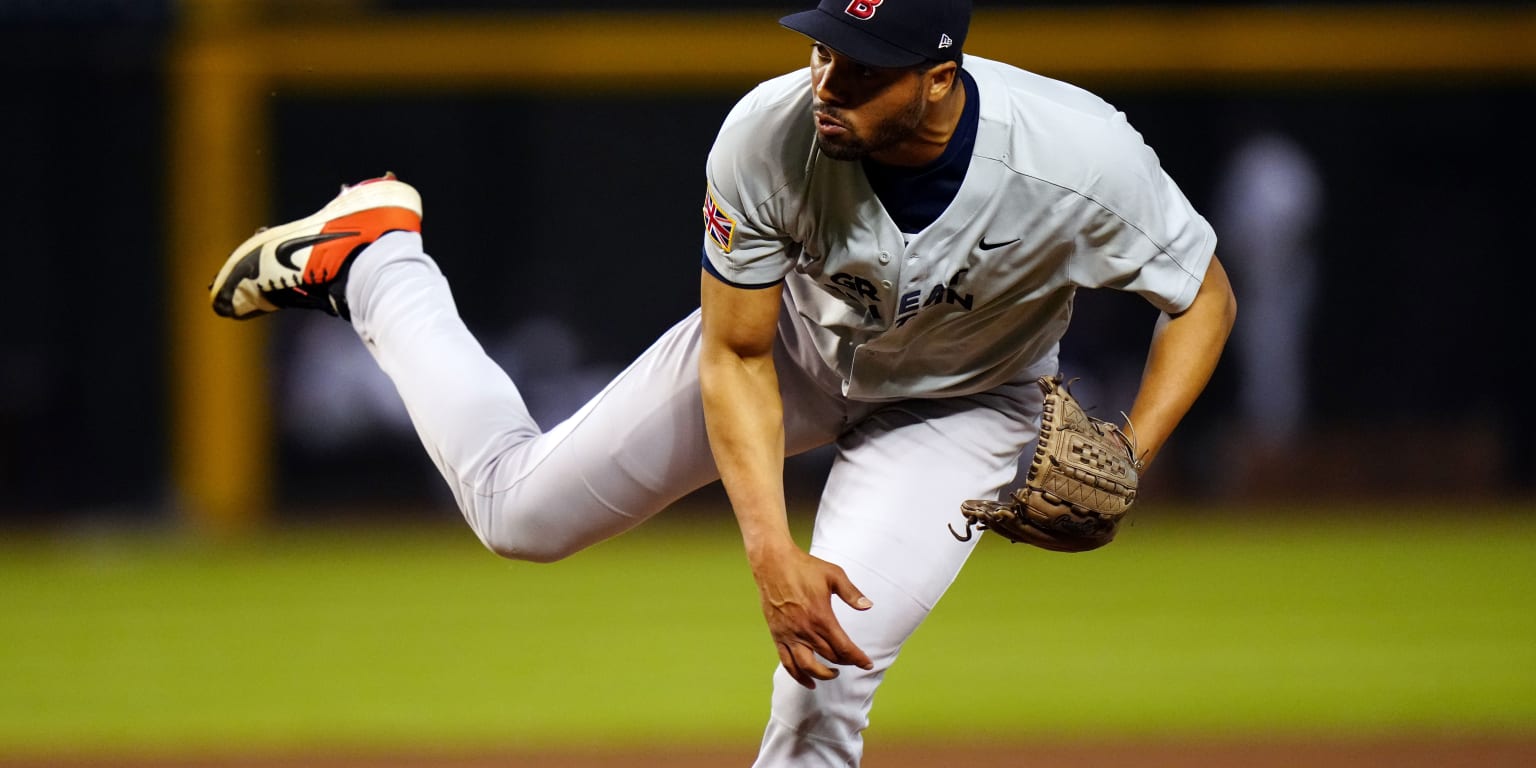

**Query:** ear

left=924, top=61, right=959, bottom=103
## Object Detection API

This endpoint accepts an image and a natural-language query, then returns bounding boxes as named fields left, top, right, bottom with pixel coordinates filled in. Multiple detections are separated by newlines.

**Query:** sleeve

left=1066, top=116, right=1218, bottom=314
left=700, top=114, right=798, bottom=288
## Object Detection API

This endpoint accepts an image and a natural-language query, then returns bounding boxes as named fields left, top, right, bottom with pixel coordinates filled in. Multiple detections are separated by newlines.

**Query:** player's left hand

left=748, top=542, right=874, bottom=689
left=952, top=375, right=1139, bottom=552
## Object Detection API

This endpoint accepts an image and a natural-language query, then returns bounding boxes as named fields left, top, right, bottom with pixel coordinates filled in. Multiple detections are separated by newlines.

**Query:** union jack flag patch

left=702, top=188, right=736, bottom=253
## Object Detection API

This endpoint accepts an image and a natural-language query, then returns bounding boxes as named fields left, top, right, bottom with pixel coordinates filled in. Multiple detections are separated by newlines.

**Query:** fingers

left=830, top=570, right=873, bottom=612
left=761, top=554, right=878, bottom=687
left=773, top=603, right=874, bottom=688
left=778, top=642, right=837, bottom=690
left=776, top=643, right=816, bottom=689
left=817, top=621, right=872, bottom=671
left=825, top=569, right=874, bottom=670
left=775, top=579, right=873, bottom=683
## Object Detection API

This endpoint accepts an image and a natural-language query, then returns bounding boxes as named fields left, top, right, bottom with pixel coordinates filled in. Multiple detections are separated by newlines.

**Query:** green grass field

left=2, top=503, right=1533, bottom=758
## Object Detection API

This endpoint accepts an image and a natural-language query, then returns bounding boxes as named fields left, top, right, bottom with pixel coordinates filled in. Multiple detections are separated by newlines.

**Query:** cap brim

left=780, top=9, right=927, bottom=69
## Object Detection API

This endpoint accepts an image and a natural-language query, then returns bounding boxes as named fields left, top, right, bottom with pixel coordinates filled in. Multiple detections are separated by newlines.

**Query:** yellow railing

left=169, top=5, right=1536, bottom=531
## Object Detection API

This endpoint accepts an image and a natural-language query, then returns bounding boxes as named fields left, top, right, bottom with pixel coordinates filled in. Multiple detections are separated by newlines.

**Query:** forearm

left=1125, top=255, right=1238, bottom=467
left=699, top=346, right=795, bottom=558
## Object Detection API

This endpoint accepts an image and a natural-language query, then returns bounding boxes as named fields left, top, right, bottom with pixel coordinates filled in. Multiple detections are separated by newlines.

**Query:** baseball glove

left=951, top=376, right=1141, bottom=553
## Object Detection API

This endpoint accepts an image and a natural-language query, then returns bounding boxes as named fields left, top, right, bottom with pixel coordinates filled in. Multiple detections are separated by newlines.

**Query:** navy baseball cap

left=780, top=0, right=971, bottom=69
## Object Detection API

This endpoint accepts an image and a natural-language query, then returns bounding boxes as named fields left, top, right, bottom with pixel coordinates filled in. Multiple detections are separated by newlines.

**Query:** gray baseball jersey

left=703, top=55, right=1217, bottom=401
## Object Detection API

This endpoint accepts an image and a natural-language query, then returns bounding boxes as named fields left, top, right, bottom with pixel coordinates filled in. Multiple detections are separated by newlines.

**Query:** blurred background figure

left=275, top=313, right=619, bottom=512
left=1212, top=123, right=1324, bottom=495
left=281, top=313, right=617, bottom=449
left=281, top=316, right=416, bottom=452
left=483, top=316, right=621, bottom=432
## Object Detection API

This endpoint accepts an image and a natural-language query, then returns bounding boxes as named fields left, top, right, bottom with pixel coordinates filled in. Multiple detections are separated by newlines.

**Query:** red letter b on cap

left=845, top=0, right=882, bottom=21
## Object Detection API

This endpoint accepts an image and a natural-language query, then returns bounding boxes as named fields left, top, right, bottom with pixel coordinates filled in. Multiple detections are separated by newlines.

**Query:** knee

left=448, top=479, right=580, bottom=565
left=457, top=498, right=580, bottom=564
left=474, top=524, right=578, bottom=564
left=451, top=465, right=623, bottom=564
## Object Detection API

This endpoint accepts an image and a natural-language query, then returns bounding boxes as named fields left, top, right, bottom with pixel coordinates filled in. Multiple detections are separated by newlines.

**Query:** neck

left=869, top=75, right=967, bottom=168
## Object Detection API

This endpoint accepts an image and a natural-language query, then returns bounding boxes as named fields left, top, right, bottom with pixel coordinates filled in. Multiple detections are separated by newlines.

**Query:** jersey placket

left=845, top=223, right=929, bottom=397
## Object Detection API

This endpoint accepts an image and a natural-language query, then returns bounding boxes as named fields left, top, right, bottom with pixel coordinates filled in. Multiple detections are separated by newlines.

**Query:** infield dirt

left=6, top=739, right=1535, bottom=768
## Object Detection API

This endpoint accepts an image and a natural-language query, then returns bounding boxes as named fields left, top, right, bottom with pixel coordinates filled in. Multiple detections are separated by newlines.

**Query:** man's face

left=808, top=43, right=928, bottom=162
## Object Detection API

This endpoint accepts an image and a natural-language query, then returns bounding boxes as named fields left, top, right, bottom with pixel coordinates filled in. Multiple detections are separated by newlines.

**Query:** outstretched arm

left=698, top=270, right=873, bottom=689
left=1124, top=254, right=1239, bottom=467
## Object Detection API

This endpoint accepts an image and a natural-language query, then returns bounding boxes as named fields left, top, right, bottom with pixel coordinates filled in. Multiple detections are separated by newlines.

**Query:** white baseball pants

left=346, top=232, right=1044, bottom=767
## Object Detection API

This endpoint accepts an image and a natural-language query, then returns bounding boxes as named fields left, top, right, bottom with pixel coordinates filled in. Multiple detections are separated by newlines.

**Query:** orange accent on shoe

left=305, top=207, right=422, bottom=284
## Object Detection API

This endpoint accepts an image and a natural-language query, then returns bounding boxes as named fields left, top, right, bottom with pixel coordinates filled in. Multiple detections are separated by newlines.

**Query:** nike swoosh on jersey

left=274, top=231, right=357, bottom=271
left=978, top=238, right=1020, bottom=251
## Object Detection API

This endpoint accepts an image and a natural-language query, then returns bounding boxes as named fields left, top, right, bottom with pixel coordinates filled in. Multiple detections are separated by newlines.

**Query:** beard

left=814, top=85, right=927, bottom=162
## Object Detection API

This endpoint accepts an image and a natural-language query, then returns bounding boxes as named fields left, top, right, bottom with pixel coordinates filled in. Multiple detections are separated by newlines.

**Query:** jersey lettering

left=944, top=269, right=974, bottom=310
left=844, top=0, right=882, bottom=21
left=896, top=270, right=974, bottom=327
left=829, top=272, right=881, bottom=301
left=823, top=269, right=974, bottom=328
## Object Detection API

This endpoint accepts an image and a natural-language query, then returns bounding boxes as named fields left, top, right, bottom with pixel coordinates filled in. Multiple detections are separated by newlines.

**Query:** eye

left=812, top=44, right=832, bottom=61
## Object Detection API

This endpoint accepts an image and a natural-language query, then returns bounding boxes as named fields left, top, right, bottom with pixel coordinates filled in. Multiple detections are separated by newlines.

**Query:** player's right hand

left=748, top=543, right=873, bottom=689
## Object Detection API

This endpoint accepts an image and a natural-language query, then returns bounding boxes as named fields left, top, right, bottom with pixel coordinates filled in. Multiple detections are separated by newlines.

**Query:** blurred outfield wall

left=1, top=1, right=1533, bottom=526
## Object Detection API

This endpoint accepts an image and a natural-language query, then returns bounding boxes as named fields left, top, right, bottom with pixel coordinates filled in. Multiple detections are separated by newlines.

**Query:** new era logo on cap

left=782, top=0, right=972, bottom=69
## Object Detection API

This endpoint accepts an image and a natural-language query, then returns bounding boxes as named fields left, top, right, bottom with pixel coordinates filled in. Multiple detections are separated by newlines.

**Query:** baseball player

left=208, top=1, right=1236, bottom=765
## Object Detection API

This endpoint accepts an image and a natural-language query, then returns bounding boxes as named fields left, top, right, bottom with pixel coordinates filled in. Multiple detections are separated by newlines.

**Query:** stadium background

left=1, top=1, right=1533, bottom=766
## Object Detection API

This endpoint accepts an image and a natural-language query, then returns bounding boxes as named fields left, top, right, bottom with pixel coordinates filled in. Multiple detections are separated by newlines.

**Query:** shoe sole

left=209, top=179, right=422, bottom=319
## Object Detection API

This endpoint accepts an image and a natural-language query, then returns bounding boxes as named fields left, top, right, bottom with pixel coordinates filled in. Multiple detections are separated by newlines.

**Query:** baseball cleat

left=209, top=173, right=422, bottom=320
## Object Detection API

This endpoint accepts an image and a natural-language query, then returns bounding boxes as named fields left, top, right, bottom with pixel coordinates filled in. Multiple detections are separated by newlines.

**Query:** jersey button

left=878, top=251, right=890, bottom=264
left=880, top=280, right=892, bottom=290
